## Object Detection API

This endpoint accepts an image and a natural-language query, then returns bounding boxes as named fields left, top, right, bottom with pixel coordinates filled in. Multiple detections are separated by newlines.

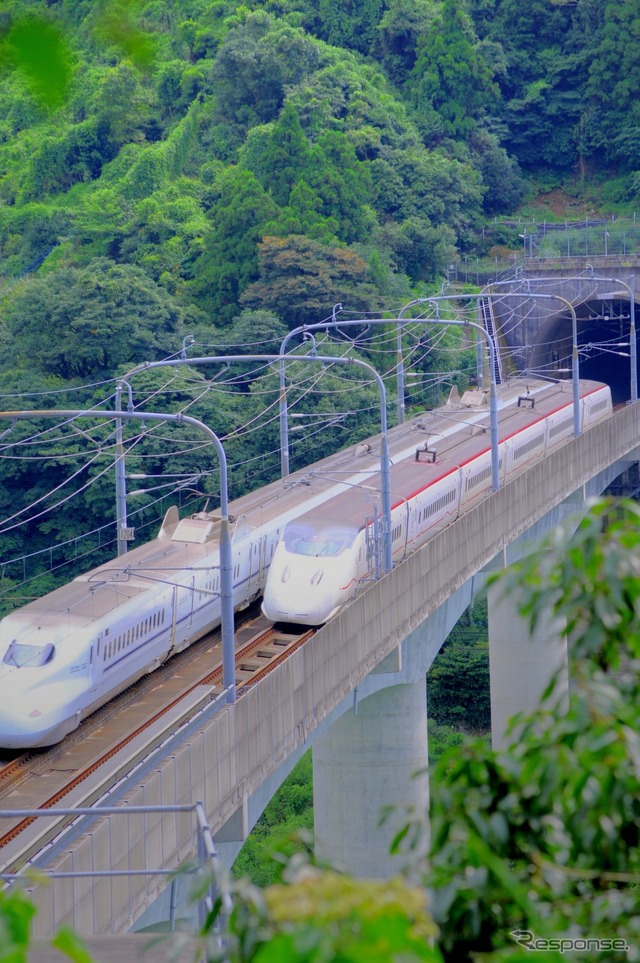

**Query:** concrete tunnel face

left=526, top=296, right=637, bottom=405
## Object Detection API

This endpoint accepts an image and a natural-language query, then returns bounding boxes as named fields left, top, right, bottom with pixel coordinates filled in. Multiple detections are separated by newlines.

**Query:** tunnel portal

left=522, top=295, right=636, bottom=405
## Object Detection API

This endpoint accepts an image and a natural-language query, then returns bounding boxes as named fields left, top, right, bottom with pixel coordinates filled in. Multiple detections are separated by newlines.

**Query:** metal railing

left=0, top=803, right=230, bottom=940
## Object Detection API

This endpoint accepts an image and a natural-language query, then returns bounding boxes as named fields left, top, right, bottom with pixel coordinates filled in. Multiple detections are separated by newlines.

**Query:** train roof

left=0, top=508, right=250, bottom=636
left=285, top=379, right=607, bottom=530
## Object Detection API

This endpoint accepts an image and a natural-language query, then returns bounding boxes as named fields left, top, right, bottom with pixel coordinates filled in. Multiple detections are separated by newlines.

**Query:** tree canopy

left=0, top=0, right=637, bottom=631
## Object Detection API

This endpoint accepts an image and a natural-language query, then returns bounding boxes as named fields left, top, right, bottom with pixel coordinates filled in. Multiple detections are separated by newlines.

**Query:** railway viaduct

left=3, top=253, right=640, bottom=943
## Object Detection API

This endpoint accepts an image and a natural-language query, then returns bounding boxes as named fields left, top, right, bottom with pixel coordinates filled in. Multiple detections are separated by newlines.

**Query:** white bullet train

left=0, top=376, right=612, bottom=748
left=261, top=378, right=613, bottom=625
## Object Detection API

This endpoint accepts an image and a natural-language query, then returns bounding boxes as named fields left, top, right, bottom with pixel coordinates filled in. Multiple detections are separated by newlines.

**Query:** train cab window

left=4, top=641, right=55, bottom=667
left=283, top=520, right=358, bottom=557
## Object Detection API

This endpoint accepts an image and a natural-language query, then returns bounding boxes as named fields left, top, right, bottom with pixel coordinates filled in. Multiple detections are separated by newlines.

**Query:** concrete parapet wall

left=30, top=403, right=640, bottom=934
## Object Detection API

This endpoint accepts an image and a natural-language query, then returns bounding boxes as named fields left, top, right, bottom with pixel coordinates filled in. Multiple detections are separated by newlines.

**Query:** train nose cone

left=0, top=704, right=48, bottom=748
left=0, top=688, right=72, bottom=749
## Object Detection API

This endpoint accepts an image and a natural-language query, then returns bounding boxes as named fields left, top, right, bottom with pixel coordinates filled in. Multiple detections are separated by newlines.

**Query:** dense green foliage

left=232, top=752, right=314, bottom=888
left=427, top=596, right=490, bottom=732
left=427, top=500, right=640, bottom=959
left=0, top=0, right=636, bottom=596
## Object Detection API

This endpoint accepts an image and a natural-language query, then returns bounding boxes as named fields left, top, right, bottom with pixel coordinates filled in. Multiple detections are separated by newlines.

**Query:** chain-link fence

left=448, top=216, right=640, bottom=285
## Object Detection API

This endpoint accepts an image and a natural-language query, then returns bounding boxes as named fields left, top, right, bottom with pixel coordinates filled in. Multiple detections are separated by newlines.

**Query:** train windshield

left=3, top=641, right=55, bottom=668
left=283, top=521, right=357, bottom=557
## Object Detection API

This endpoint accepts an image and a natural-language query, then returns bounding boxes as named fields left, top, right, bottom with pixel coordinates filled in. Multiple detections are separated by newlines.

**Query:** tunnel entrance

left=527, top=296, right=637, bottom=405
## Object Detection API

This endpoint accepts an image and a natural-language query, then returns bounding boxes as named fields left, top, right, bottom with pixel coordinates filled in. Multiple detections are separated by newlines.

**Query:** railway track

left=0, top=609, right=313, bottom=864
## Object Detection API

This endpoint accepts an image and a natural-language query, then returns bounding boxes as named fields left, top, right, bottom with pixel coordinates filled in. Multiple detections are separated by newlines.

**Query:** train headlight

left=310, top=570, right=324, bottom=586
left=281, top=566, right=290, bottom=583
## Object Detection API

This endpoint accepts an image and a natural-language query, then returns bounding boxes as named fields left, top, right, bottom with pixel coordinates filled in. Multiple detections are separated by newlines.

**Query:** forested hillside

left=0, top=0, right=637, bottom=599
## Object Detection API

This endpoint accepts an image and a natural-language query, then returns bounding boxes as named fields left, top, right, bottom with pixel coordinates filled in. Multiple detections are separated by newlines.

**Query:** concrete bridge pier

left=487, top=576, right=568, bottom=750
left=313, top=679, right=429, bottom=878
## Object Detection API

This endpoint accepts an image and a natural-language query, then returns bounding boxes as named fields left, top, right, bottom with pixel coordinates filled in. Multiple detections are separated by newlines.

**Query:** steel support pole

left=114, top=382, right=128, bottom=557
left=631, top=278, right=638, bottom=403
